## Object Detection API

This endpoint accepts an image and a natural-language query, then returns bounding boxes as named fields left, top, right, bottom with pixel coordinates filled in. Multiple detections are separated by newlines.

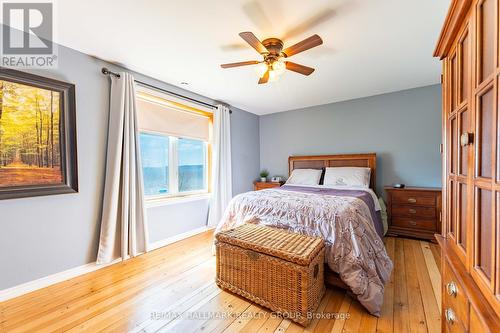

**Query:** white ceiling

left=56, top=0, right=450, bottom=115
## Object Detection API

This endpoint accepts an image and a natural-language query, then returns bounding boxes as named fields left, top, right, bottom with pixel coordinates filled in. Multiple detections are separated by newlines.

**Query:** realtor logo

left=1, top=1, right=57, bottom=68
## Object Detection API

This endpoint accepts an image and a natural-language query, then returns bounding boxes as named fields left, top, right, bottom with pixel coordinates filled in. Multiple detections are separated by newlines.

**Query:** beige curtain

left=207, top=104, right=232, bottom=227
left=97, top=72, right=149, bottom=264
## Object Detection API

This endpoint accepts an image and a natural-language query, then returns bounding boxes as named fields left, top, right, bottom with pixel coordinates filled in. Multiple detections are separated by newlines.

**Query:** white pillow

left=286, top=169, right=322, bottom=186
left=323, top=167, right=371, bottom=188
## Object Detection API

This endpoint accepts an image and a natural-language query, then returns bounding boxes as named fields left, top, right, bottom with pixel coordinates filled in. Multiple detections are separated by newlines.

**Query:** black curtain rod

left=101, top=67, right=231, bottom=113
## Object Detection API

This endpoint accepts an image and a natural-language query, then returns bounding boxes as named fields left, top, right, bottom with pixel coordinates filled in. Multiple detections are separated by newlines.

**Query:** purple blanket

left=278, top=185, right=384, bottom=238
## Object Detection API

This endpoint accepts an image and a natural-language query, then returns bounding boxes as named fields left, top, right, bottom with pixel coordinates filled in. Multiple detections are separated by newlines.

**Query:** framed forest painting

left=0, top=69, right=77, bottom=200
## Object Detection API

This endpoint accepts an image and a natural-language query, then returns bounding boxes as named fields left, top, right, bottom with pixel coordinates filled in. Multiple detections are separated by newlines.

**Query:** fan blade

left=282, top=34, right=323, bottom=57
left=285, top=62, right=315, bottom=75
left=221, top=61, right=259, bottom=68
left=282, top=9, right=336, bottom=40
left=242, top=1, right=273, bottom=33
left=258, top=70, right=269, bottom=84
left=239, top=32, right=268, bottom=54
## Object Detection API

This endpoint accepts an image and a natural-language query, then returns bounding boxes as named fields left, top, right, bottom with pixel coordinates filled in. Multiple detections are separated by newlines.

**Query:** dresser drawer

left=392, top=205, right=436, bottom=219
left=385, top=186, right=441, bottom=241
left=443, top=260, right=469, bottom=330
left=392, top=217, right=437, bottom=231
left=254, top=182, right=282, bottom=191
left=392, top=191, right=437, bottom=206
left=444, top=307, right=467, bottom=333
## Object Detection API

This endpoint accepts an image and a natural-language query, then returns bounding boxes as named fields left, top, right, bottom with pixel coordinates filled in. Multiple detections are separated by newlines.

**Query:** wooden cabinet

left=438, top=236, right=499, bottom=332
left=385, top=187, right=442, bottom=241
left=436, top=0, right=500, bottom=329
left=253, top=181, right=282, bottom=191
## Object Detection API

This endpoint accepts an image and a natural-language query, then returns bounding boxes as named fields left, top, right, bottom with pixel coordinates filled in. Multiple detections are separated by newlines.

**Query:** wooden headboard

left=288, top=153, right=377, bottom=190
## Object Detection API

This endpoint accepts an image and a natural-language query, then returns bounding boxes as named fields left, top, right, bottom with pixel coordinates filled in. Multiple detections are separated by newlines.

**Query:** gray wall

left=231, top=107, right=261, bottom=195
left=0, top=44, right=260, bottom=290
left=259, top=85, right=442, bottom=195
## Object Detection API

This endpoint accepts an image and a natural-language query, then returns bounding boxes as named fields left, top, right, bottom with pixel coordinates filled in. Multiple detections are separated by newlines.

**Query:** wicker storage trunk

left=215, top=224, right=325, bottom=326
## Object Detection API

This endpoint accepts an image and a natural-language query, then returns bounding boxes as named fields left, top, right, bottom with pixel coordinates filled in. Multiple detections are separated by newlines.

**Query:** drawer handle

left=407, top=198, right=417, bottom=203
left=445, top=308, right=456, bottom=324
left=446, top=281, right=457, bottom=297
left=409, top=209, right=417, bottom=214
left=409, top=221, right=417, bottom=226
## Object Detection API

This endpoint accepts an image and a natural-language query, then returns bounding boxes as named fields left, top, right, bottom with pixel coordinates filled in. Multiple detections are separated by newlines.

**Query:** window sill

left=145, top=193, right=211, bottom=208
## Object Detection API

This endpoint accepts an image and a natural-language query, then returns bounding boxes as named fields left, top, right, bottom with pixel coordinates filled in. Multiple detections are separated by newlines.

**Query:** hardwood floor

left=0, top=231, right=441, bottom=333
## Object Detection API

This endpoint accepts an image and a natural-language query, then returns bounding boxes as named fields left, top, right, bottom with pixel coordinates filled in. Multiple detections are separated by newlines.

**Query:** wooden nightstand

left=385, top=186, right=442, bottom=242
left=253, top=181, right=283, bottom=191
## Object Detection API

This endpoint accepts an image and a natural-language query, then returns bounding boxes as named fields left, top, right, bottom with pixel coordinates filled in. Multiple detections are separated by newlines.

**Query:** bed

left=214, top=153, right=393, bottom=316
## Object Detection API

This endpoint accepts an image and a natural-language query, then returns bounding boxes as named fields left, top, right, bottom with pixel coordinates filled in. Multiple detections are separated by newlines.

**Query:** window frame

left=136, top=86, right=213, bottom=203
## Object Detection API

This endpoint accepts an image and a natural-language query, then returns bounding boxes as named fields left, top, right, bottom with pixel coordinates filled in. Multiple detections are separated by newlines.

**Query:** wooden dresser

left=435, top=0, right=500, bottom=331
left=253, top=181, right=282, bottom=191
left=385, top=187, right=441, bottom=242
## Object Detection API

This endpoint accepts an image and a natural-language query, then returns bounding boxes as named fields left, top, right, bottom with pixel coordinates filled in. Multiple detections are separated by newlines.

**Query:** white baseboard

left=149, top=226, right=213, bottom=251
left=0, top=226, right=213, bottom=302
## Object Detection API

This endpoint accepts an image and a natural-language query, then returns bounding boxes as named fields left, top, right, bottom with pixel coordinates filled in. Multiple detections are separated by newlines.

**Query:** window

left=136, top=88, right=211, bottom=199
left=178, top=138, right=207, bottom=192
left=140, top=133, right=169, bottom=196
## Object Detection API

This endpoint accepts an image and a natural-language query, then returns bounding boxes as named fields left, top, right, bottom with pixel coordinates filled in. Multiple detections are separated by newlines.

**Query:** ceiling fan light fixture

left=268, top=70, right=278, bottom=82
left=272, top=58, right=286, bottom=76
left=255, top=62, right=268, bottom=77
left=221, top=31, right=322, bottom=84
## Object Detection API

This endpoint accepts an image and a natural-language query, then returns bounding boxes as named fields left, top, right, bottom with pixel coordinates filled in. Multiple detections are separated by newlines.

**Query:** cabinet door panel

left=458, top=182, right=468, bottom=251
left=451, top=116, right=458, bottom=175
left=451, top=53, right=458, bottom=110
left=460, top=30, right=470, bottom=103
left=449, top=180, right=457, bottom=238
left=478, top=0, right=496, bottom=83
left=476, top=86, right=494, bottom=178
left=474, top=188, right=493, bottom=282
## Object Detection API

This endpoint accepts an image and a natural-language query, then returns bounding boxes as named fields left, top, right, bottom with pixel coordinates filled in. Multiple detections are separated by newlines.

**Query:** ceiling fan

left=220, top=32, right=323, bottom=84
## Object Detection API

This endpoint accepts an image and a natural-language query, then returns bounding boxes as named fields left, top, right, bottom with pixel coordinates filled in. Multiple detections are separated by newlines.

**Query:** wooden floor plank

left=224, top=304, right=266, bottom=333
left=0, top=234, right=442, bottom=333
left=403, top=239, right=428, bottom=333
left=412, top=241, right=441, bottom=333
left=156, top=289, right=238, bottom=333
left=393, top=238, right=410, bottom=333
left=195, top=294, right=252, bottom=333
left=238, top=305, right=272, bottom=333
left=428, top=243, right=441, bottom=275
left=330, top=293, right=352, bottom=333
left=342, top=300, right=364, bottom=333
left=358, top=309, right=377, bottom=333
left=274, top=319, right=292, bottom=333
left=139, top=284, right=222, bottom=333
left=256, top=315, right=284, bottom=332
left=420, top=241, right=441, bottom=312
left=312, top=288, right=344, bottom=333
left=70, top=260, right=217, bottom=333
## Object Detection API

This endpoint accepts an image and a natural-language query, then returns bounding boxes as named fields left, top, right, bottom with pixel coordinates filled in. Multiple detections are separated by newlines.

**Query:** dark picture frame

left=0, top=68, right=78, bottom=200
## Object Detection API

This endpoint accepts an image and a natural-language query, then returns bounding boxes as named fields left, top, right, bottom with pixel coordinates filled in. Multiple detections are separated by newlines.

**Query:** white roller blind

left=136, top=97, right=210, bottom=141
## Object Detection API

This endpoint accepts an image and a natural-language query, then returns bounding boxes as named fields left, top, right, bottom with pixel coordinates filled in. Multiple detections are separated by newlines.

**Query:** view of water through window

left=178, top=138, right=206, bottom=192
left=140, top=133, right=169, bottom=196
left=139, top=133, right=207, bottom=196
